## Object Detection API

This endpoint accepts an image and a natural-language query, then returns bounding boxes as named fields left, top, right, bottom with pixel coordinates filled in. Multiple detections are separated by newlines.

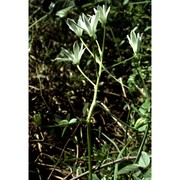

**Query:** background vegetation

left=29, top=0, right=151, bottom=179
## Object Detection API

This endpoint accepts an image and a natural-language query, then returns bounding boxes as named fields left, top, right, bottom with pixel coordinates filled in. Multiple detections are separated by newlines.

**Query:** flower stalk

left=55, top=5, right=111, bottom=179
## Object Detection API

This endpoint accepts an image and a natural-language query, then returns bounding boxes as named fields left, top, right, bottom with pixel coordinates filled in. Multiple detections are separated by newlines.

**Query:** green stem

left=100, top=132, right=121, bottom=153
left=97, top=103, right=137, bottom=131
left=36, top=69, right=50, bottom=111
left=128, top=123, right=150, bottom=180
left=111, top=55, right=135, bottom=68
left=86, top=27, right=106, bottom=180
left=124, top=111, right=130, bottom=156
left=76, top=65, right=95, bottom=86
left=133, top=55, right=149, bottom=98
left=86, top=62, right=101, bottom=179
left=29, top=14, right=47, bottom=29
left=101, top=26, right=106, bottom=58
left=87, top=122, right=92, bottom=180
left=86, top=76, right=99, bottom=180
left=102, top=65, right=130, bottom=89
left=134, top=122, right=150, bottom=164
left=109, top=27, right=121, bottom=57
left=80, top=38, right=94, bottom=58
left=136, top=67, right=149, bottom=98
left=98, top=131, right=128, bottom=180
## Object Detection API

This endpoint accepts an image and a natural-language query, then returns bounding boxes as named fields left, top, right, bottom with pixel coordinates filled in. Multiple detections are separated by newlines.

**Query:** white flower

left=127, top=27, right=143, bottom=55
left=94, top=5, right=110, bottom=26
left=56, top=42, right=85, bottom=65
left=66, top=17, right=83, bottom=37
left=73, top=41, right=85, bottom=64
left=78, top=12, right=99, bottom=39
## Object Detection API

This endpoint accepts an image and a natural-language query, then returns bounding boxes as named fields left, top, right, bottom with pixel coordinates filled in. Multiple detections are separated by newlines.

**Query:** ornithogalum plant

left=55, top=5, right=110, bottom=180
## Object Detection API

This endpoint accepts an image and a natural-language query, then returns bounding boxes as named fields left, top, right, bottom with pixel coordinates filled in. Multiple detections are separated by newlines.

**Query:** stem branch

left=77, top=65, right=95, bottom=86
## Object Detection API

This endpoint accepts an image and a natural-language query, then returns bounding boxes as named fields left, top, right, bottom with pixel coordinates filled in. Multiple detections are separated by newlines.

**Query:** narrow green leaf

left=138, top=151, right=150, bottom=168
left=54, top=57, right=71, bottom=62
left=66, top=113, right=71, bottom=121
left=117, top=164, right=139, bottom=175
left=54, top=115, right=62, bottom=124
left=83, top=102, right=89, bottom=116
left=56, top=6, right=74, bottom=18
left=61, top=126, right=68, bottom=137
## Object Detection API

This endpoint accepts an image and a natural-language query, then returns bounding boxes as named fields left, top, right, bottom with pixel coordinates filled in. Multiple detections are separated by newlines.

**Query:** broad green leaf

left=143, top=178, right=151, bottom=180
left=138, top=151, right=150, bottom=168
left=92, top=173, right=100, bottom=180
left=117, top=164, right=139, bottom=175
left=143, top=167, right=151, bottom=179
left=58, top=120, right=69, bottom=126
left=142, top=98, right=151, bottom=110
left=134, top=117, right=147, bottom=129
left=139, top=98, right=151, bottom=115
left=138, top=124, right=148, bottom=132
left=69, top=118, right=77, bottom=124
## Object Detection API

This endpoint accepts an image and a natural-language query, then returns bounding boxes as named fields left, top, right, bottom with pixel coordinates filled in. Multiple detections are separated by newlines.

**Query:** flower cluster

left=56, top=5, right=111, bottom=64
left=66, top=5, right=110, bottom=39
